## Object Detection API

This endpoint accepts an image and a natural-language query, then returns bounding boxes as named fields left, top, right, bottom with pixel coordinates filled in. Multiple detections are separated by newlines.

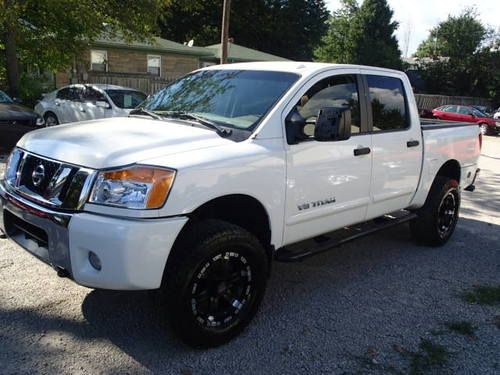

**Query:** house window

left=147, top=55, right=161, bottom=76
left=91, top=50, right=107, bottom=72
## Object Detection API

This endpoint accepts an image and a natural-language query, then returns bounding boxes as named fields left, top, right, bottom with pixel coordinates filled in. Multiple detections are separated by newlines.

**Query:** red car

left=432, top=105, right=498, bottom=135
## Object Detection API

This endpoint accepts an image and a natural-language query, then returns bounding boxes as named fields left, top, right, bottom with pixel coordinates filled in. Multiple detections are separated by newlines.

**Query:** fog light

left=88, top=251, right=102, bottom=271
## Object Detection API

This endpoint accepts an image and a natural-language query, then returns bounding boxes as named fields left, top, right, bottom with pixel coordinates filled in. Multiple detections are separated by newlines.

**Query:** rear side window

left=367, top=75, right=408, bottom=132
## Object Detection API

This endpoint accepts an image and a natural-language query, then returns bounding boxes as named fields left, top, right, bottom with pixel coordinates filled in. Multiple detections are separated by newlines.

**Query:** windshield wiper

left=160, top=111, right=232, bottom=137
left=129, top=108, right=163, bottom=120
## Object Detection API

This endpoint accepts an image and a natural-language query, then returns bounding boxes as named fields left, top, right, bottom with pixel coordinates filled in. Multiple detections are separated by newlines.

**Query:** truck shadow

left=76, top=215, right=500, bottom=372
left=0, top=215, right=498, bottom=373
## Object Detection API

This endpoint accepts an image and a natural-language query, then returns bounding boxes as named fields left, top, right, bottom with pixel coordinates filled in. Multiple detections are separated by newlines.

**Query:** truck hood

left=18, top=117, right=233, bottom=169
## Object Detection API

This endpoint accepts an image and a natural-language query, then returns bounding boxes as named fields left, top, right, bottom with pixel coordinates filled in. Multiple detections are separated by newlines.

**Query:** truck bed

left=420, top=118, right=478, bottom=130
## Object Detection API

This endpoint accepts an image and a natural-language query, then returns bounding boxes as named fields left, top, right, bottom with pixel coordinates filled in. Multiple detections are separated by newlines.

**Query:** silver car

left=35, top=84, right=147, bottom=125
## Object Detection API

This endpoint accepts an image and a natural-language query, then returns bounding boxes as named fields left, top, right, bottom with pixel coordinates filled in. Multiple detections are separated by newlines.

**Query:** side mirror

left=12, top=97, right=22, bottom=104
left=285, top=109, right=308, bottom=145
left=314, top=107, right=352, bottom=142
left=96, top=100, right=111, bottom=109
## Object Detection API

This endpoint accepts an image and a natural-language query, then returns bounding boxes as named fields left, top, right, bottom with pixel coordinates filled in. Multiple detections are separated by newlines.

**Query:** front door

left=362, top=73, right=422, bottom=219
left=284, top=72, right=372, bottom=246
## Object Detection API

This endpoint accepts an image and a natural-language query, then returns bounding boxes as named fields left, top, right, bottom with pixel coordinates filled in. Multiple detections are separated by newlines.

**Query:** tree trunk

left=3, top=27, right=20, bottom=98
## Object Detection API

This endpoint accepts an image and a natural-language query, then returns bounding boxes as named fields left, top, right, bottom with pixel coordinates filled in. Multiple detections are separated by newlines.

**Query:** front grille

left=19, top=155, right=63, bottom=197
left=5, top=149, right=95, bottom=210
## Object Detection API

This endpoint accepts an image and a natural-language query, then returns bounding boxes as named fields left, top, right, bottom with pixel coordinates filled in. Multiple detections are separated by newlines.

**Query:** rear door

left=457, top=106, right=475, bottom=123
left=362, top=73, right=422, bottom=219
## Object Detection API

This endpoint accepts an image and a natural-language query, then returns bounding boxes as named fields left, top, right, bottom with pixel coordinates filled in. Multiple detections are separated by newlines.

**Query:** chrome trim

left=5, top=149, right=96, bottom=210
left=76, top=168, right=97, bottom=210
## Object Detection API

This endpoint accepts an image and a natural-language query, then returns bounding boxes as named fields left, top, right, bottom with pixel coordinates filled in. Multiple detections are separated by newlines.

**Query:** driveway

left=0, top=138, right=499, bottom=374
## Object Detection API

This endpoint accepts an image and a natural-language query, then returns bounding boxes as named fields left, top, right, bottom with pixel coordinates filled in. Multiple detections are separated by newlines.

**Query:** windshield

left=0, top=90, right=13, bottom=104
left=142, top=69, right=300, bottom=130
left=472, top=109, right=487, bottom=117
left=105, top=89, right=147, bottom=109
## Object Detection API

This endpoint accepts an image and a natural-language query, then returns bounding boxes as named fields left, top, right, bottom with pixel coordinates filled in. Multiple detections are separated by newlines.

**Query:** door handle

left=407, top=140, right=420, bottom=147
left=353, top=147, right=371, bottom=156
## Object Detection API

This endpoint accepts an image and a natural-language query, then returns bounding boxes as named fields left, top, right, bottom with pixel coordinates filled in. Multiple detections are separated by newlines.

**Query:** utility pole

left=220, top=0, right=231, bottom=64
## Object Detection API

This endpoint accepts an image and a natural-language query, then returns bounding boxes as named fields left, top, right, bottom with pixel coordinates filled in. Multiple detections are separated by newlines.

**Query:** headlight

left=35, top=116, right=45, bottom=126
left=89, top=166, right=176, bottom=209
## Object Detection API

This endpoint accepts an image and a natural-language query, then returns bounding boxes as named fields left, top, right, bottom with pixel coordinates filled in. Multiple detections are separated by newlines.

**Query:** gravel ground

left=0, top=138, right=499, bottom=375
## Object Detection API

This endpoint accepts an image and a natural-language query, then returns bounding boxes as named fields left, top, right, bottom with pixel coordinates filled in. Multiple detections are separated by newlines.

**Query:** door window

left=294, top=74, right=361, bottom=138
left=67, top=86, right=83, bottom=102
left=82, top=86, right=107, bottom=103
left=458, top=106, right=472, bottom=115
left=445, top=105, right=458, bottom=113
left=56, top=88, right=71, bottom=100
left=366, top=75, right=408, bottom=132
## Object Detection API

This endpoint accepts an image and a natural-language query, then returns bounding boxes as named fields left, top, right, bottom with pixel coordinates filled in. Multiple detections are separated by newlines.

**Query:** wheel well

left=189, top=194, right=272, bottom=247
left=44, top=111, right=57, bottom=119
left=436, top=160, right=461, bottom=184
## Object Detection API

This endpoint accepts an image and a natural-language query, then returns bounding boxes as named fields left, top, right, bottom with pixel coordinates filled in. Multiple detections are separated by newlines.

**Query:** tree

left=0, top=0, right=165, bottom=97
left=415, top=8, right=487, bottom=60
left=414, top=8, right=499, bottom=104
left=314, top=0, right=358, bottom=63
left=159, top=0, right=329, bottom=61
left=315, top=0, right=402, bottom=69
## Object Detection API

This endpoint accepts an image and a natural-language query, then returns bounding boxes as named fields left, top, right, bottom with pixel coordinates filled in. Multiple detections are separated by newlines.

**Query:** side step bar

left=275, top=210, right=417, bottom=262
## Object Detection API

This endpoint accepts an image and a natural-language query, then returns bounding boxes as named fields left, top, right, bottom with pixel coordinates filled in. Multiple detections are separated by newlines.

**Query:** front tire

left=44, top=112, right=59, bottom=126
left=410, top=177, right=460, bottom=246
left=479, top=123, right=489, bottom=136
left=162, top=219, right=269, bottom=348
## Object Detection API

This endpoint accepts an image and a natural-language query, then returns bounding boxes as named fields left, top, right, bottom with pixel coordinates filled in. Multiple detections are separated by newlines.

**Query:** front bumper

left=0, top=181, right=188, bottom=290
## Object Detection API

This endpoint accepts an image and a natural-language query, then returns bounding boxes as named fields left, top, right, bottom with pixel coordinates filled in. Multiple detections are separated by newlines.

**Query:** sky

left=324, top=0, right=500, bottom=56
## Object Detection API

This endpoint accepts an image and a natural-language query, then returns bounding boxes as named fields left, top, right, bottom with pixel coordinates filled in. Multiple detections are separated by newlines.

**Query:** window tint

left=295, top=74, right=361, bottom=136
left=106, top=89, right=147, bottom=109
left=458, top=106, right=472, bottom=115
left=367, top=75, right=408, bottom=131
left=83, top=87, right=106, bottom=102
left=445, top=105, right=458, bottom=113
left=56, top=88, right=70, bottom=100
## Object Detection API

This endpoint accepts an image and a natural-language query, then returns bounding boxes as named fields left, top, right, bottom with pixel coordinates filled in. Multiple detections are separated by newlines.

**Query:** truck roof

left=200, top=61, right=405, bottom=77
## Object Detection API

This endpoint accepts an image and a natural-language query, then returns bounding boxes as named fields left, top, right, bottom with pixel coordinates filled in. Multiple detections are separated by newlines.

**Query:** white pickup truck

left=0, top=63, right=481, bottom=347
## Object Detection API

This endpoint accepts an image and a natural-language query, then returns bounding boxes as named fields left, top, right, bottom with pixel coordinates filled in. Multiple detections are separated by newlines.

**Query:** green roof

left=204, top=42, right=290, bottom=62
left=93, top=36, right=213, bottom=57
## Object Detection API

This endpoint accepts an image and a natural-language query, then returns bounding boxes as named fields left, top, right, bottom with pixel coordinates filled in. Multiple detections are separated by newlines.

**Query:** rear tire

left=410, top=177, right=460, bottom=246
left=161, top=219, right=269, bottom=348
left=44, top=112, right=59, bottom=126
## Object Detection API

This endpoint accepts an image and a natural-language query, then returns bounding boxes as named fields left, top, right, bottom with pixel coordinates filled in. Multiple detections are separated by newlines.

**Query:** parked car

left=0, top=90, right=45, bottom=150
left=1, top=63, right=481, bottom=348
left=432, top=105, right=498, bottom=135
left=35, top=84, right=147, bottom=125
